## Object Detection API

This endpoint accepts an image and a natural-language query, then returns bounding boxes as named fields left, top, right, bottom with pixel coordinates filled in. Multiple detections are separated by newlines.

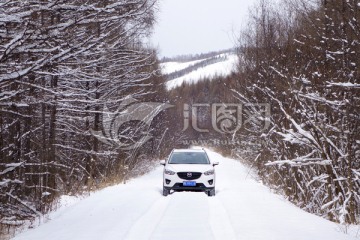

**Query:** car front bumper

left=164, top=183, right=214, bottom=192
left=163, top=173, right=215, bottom=191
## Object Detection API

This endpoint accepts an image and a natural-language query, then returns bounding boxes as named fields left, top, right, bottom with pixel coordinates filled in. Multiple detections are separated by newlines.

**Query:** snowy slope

left=160, top=59, right=204, bottom=75
left=13, top=150, right=357, bottom=240
left=164, top=54, right=237, bottom=90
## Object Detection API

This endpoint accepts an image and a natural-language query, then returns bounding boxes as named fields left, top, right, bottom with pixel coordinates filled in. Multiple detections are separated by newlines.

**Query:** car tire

left=163, top=187, right=170, bottom=196
left=207, top=188, right=215, bottom=197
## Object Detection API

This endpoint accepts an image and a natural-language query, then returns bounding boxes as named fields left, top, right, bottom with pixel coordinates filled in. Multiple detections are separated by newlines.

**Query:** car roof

left=172, top=148, right=206, bottom=153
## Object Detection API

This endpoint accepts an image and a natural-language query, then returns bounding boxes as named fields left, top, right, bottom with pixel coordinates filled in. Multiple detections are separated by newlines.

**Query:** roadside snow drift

left=13, top=150, right=356, bottom=240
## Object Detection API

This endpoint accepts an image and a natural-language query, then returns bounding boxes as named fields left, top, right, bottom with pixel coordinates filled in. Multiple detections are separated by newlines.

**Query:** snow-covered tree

left=0, top=0, right=165, bottom=231
left=234, top=0, right=359, bottom=224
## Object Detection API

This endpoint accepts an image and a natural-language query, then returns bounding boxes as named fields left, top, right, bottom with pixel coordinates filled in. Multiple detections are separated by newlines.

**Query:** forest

left=167, top=0, right=360, bottom=225
left=0, top=0, right=359, bottom=237
left=0, top=0, right=168, bottom=234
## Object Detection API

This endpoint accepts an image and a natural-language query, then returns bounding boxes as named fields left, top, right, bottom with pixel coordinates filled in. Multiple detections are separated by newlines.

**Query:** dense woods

left=235, top=0, right=360, bottom=224
left=1, top=0, right=359, bottom=238
left=167, top=0, right=360, bottom=225
left=0, top=0, right=167, bottom=235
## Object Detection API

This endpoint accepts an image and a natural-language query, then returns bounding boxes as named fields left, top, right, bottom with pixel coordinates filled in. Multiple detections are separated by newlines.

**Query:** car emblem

left=187, top=172, right=192, bottom=177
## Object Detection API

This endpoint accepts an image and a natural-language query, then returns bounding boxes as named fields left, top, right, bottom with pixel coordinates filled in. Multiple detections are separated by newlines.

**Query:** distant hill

left=160, top=48, right=234, bottom=63
left=160, top=49, right=238, bottom=90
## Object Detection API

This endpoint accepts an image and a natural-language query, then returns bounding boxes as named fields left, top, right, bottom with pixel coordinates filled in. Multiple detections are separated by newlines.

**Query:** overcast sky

left=151, top=0, right=257, bottom=57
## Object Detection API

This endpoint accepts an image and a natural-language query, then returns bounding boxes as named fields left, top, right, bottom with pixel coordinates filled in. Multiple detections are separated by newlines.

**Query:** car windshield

left=168, top=152, right=210, bottom=164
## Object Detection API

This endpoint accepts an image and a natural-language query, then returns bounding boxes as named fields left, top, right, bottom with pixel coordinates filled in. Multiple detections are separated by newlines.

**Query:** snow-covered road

left=13, top=150, right=356, bottom=240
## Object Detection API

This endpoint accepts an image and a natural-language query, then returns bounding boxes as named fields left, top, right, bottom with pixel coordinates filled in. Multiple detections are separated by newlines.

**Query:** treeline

left=0, top=0, right=167, bottom=235
left=161, top=48, right=234, bottom=63
left=167, top=0, right=359, bottom=224
left=165, top=54, right=229, bottom=81
left=234, top=0, right=360, bottom=224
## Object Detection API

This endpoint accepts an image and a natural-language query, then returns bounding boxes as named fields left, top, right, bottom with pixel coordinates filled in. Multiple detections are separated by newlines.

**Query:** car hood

left=166, top=164, right=213, bottom=173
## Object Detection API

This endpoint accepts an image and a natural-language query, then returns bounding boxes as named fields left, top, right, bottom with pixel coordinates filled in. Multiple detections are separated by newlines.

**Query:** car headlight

left=164, top=169, right=175, bottom=175
left=204, top=169, right=214, bottom=175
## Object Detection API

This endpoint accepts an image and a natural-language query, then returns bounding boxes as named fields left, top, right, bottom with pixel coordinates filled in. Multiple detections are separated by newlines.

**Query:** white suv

left=160, top=149, right=219, bottom=197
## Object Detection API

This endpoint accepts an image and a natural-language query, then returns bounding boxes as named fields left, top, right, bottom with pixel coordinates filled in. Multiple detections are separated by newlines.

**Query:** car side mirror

left=213, top=162, right=219, bottom=166
left=160, top=160, right=166, bottom=166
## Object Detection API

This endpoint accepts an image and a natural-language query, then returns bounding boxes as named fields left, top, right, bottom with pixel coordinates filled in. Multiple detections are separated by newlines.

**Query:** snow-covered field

left=13, top=150, right=358, bottom=240
left=160, top=59, right=205, bottom=75
left=163, top=54, right=238, bottom=90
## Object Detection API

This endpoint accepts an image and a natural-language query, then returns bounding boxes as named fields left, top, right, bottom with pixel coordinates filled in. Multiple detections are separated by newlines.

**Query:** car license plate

left=183, top=181, right=196, bottom=187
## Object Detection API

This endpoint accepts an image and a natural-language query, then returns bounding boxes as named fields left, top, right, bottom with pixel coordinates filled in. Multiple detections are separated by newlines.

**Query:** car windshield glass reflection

left=169, top=152, right=210, bottom=164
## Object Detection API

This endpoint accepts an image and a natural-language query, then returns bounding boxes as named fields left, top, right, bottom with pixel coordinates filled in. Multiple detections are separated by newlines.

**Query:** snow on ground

left=12, top=150, right=358, bottom=240
left=160, top=59, right=204, bottom=75
left=164, top=54, right=238, bottom=90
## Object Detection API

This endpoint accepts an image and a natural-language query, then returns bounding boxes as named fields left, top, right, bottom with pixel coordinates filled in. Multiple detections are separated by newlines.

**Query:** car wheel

left=163, top=187, right=170, bottom=196
left=207, top=189, right=215, bottom=197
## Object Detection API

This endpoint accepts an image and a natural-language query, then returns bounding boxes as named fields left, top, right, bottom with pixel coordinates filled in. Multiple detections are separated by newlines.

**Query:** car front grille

left=177, top=172, right=202, bottom=180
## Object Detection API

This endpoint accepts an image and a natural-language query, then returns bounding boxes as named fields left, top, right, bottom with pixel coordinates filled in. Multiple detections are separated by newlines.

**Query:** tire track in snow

left=124, top=195, right=170, bottom=240
left=208, top=196, right=237, bottom=240
left=150, top=192, right=215, bottom=240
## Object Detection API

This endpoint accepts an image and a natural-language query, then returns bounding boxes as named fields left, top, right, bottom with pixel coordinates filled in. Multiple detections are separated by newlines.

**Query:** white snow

left=165, top=54, right=238, bottom=90
left=327, top=82, right=360, bottom=88
left=160, top=59, right=204, bottom=75
left=12, top=150, right=358, bottom=240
